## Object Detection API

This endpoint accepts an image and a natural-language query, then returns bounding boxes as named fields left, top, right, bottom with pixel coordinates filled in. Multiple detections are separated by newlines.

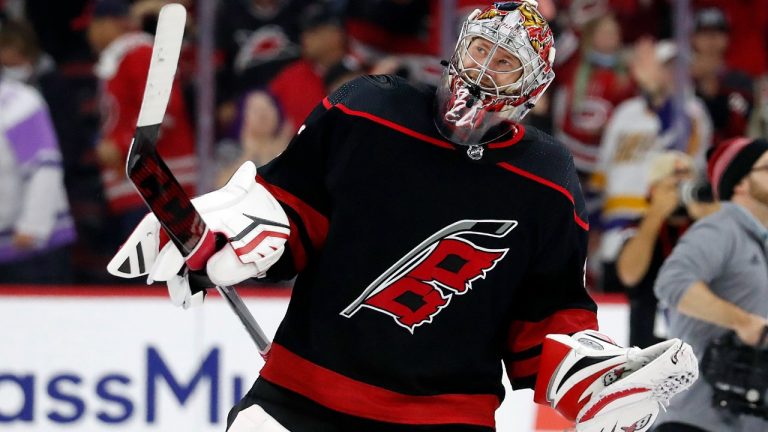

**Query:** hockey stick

left=126, top=3, right=271, bottom=355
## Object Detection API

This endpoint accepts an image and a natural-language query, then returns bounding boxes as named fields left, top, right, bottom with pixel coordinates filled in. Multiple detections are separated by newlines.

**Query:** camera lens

left=680, top=181, right=714, bottom=205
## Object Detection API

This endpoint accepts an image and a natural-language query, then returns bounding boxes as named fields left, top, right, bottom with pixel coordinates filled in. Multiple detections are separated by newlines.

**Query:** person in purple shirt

left=0, top=74, right=76, bottom=283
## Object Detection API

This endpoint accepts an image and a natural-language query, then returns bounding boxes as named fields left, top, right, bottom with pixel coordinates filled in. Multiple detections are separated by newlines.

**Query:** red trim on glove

left=233, top=231, right=290, bottom=256
left=541, top=362, right=615, bottom=421
left=158, top=229, right=170, bottom=249
left=578, top=387, right=651, bottom=422
left=185, top=228, right=217, bottom=271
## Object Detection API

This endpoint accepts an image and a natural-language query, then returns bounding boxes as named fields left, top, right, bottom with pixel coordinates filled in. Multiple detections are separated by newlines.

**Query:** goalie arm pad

left=534, top=330, right=698, bottom=432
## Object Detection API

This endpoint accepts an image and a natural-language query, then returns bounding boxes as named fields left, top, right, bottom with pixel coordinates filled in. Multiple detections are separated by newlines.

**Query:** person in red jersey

left=268, top=2, right=359, bottom=133
left=110, top=2, right=697, bottom=431
left=88, top=0, right=196, bottom=239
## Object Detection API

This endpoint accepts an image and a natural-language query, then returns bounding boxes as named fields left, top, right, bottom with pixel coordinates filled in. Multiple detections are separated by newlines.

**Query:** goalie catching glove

left=107, top=162, right=290, bottom=308
left=535, top=330, right=698, bottom=432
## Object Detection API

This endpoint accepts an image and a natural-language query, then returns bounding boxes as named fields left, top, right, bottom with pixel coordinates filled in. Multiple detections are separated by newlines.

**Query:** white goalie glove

left=107, top=162, right=290, bottom=308
left=534, top=330, right=698, bottom=432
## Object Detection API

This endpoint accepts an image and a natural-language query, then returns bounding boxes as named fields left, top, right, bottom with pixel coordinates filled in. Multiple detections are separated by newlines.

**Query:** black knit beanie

left=708, top=138, right=768, bottom=200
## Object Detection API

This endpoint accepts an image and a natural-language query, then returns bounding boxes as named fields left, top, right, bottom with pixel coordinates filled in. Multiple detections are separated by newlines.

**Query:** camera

left=701, top=331, right=768, bottom=419
left=679, top=180, right=714, bottom=206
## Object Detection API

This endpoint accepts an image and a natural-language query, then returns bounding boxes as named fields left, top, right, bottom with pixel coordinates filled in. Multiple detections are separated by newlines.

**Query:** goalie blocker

left=108, top=161, right=290, bottom=308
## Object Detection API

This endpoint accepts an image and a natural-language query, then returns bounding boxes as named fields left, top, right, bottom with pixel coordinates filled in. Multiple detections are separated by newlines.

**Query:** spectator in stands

left=215, top=0, right=312, bottom=108
left=693, top=0, right=768, bottom=79
left=690, top=7, right=753, bottom=145
left=654, top=137, right=768, bottom=431
left=0, top=19, right=49, bottom=85
left=614, top=151, right=718, bottom=348
left=553, top=13, right=634, bottom=177
left=215, top=90, right=292, bottom=188
left=1, top=18, right=108, bottom=282
left=552, top=13, right=635, bottom=208
left=592, top=39, right=712, bottom=292
left=268, top=1, right=360, bottom=132
left=87, top=0, right=196, bottom=240
left=0, top=20, right=86, bottom=176
left=0, top=73, right=76, bottom=283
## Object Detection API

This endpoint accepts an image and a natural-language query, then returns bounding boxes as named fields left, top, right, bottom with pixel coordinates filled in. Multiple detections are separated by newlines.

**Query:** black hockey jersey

left=245, top=75, right=598, bottom=431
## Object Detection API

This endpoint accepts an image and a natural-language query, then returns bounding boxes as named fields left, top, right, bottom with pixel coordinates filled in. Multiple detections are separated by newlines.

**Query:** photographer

left=654, top=137, right=768, bottom=431
left=615, top=151, right=718, bottom=349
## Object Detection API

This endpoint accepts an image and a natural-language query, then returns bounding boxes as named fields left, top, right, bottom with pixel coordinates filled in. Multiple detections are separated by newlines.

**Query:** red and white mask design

left=435, top=1, right=556, bottom=154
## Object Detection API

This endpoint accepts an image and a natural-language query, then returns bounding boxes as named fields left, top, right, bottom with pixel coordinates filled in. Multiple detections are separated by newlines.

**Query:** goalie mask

left=435, top=1, right=556, bottom=159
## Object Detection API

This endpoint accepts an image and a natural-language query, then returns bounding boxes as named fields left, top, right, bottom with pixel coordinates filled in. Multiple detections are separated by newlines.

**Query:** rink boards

left=0, top=286, right=628, bottom=432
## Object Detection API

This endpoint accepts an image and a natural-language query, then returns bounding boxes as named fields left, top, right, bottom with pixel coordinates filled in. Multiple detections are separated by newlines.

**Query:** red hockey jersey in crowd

left=95, top=32, right=197, bottom=212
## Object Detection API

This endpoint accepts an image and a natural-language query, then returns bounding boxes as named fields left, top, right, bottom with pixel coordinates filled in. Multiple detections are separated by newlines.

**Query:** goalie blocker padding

left=534, top=330, right=698, bottom=431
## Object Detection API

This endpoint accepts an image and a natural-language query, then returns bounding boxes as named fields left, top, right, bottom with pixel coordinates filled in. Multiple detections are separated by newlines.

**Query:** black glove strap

left=188, top=269, right=215, bottom=295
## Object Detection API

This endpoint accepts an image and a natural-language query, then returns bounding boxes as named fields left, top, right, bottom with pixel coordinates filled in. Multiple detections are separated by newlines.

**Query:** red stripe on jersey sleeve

left=260, top=343, right=500, bottom=427
left=285, top=216, right=307, bottom=271
left=508, top=308, right=598, bottom=354
left=256, top=176, right=329, bottom=250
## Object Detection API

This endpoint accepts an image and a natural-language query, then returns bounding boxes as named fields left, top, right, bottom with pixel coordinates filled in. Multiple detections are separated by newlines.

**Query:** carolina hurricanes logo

left=340, top=220, right=517, bottom=333
left=234, top=26, right=297, bottom=73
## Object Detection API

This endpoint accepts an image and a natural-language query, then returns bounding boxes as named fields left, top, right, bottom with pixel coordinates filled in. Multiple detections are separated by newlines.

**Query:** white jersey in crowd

left=592, top=94, right=713, bottom=261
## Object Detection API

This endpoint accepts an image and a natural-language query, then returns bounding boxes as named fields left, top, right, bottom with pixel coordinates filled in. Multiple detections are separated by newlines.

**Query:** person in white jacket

left=0, top=74, right=76, bottom=283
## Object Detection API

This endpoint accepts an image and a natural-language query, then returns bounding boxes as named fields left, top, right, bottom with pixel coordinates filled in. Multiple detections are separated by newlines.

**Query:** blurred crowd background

left=0, top=0, right=766, bottom=306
